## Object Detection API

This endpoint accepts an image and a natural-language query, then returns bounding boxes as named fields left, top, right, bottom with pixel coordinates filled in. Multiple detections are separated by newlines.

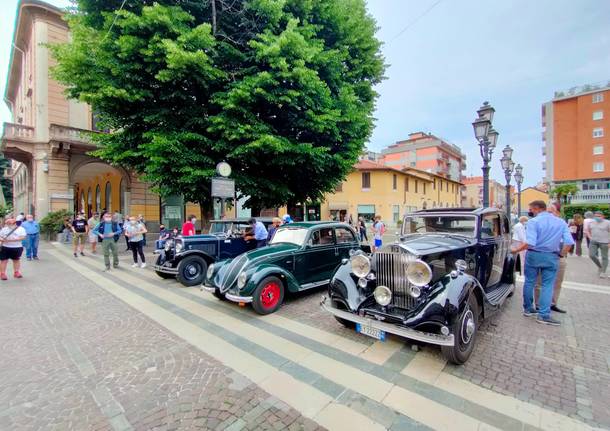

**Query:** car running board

left=484, top=283, right=514, bottom=307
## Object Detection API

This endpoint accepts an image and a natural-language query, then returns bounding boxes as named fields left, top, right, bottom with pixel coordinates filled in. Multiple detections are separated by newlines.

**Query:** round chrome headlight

left=406, top=259, right=432, bottom=287
left=374, top=285, right=392, bottom=306
left=206, top=264, right=215, bottom=280
left=409, top=285, right=421, bottom=298
left=455, top=259, right=467, bottom=272
left=351, top=254, right=371, bottom=278
left=164, top=240, right=172, bottom=251
left=175, top=241, right=183, bottom=253
left=237, top=271, right=248, bottom=289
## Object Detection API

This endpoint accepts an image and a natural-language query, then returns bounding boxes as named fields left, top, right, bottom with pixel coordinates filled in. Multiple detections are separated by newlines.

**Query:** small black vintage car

left=322, top=208, right=515, bottom=364
left=154, top=218, right=272, bottom=286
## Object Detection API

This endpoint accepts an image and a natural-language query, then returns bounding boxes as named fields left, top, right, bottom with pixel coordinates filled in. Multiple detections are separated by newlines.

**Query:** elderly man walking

left=512, top=200, right=574, bottom=326
left=585, top=211, right=610, bottom=278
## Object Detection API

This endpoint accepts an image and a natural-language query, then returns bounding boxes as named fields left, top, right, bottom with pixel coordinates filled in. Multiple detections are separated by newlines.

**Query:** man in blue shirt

left=249, top=218, right=268, bottom=248
left=512, top=200, right=574, bottom=325
left=92, top=213, right=123, bottom=271
left=22, top=214, right=40, bottom=260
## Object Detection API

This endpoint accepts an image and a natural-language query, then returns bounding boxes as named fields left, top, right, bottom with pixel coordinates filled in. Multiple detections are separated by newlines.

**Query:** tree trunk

left=211, top=0, right=217, bottom=35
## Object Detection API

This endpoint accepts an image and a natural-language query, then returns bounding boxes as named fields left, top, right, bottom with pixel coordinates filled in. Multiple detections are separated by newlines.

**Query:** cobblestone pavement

left=1, top=242, right=607, bottom=430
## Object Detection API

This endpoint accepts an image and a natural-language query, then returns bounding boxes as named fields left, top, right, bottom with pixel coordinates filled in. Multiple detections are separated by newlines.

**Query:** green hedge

left=562, top=204, right=610, bottom=220
left=39, top=209, right=73, bottom=240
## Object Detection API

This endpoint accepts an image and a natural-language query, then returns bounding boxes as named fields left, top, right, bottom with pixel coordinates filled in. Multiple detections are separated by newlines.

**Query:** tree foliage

left=51, top=0, right=385, bottom=211
left=550, top=183, right=579, bottom=206
left=0, top=156, right=13, bottom=204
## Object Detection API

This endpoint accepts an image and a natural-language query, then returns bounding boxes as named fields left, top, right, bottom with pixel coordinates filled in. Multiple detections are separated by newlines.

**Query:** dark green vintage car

left=203, top=222, right=362, bottom=314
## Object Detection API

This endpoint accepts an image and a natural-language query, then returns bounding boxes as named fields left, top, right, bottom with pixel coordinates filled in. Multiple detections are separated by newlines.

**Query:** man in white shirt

left=583, top=211, right=594, bottom=248
left=0, top=217, right=27, bottom=280
left=512, top=216, right=528, bottom=275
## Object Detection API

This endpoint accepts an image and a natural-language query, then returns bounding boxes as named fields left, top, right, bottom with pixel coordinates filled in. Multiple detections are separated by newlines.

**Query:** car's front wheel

left=332, top=300, right=355, bottom=328
left=176, top=256, right=208, bottom=287
left=441, top=292, right=479, bottom=365
left=212, top=288, right=226, bottom=301
left=252, top=276, right=284, bottom=315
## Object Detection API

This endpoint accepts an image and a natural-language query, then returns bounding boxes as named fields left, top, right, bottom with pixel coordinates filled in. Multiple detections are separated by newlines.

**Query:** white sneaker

left=132, top=263, right=139, bottom=268
left=140, top=263, right=147, bottom=269
left=600, top=272, right=608, bottom=279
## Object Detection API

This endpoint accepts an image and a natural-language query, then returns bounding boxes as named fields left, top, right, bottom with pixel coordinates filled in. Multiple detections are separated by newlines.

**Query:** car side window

left=335, top=227, right=356, bottom=244
left=481, top=215, right=500, bottom=238
left=310, top=228, right=335, bottom=246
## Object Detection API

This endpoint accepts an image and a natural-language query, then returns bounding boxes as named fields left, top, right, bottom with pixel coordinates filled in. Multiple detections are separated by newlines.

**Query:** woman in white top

left=124, top=216, right=148, bottom=268
left=0, top=217, right=27, bottom=280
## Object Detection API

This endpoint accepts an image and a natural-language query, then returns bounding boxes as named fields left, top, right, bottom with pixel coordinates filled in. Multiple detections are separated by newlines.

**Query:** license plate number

left=356, top=322, right=386, bottom=341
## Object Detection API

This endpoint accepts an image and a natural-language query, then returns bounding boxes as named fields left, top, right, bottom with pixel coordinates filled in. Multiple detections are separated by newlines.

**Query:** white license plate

left=356, top=322, right=386, bottom=341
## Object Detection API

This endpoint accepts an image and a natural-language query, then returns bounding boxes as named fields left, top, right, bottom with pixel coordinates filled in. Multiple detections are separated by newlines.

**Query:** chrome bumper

left=320, top=296, right=454, bottom=347
left=153, top=264, right=178, bottom=275
left=225, top=292, right=253, bottom=304
left=201, top=286, right=216, bottom=293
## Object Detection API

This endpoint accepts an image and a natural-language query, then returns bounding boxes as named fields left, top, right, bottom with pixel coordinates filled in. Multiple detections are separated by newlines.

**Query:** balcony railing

left=2, top=122, right=35, bottom=141
left=49, top=123, right=94, bottom=145
left=570, top=190, right=610, bottom=204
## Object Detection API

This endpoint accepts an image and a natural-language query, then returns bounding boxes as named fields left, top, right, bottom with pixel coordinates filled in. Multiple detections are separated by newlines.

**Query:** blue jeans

left=523, top=251, right=558, bottom=319
left=26, top=233, right=39, bottom=258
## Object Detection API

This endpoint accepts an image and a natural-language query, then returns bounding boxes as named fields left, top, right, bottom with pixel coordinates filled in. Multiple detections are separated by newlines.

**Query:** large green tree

left=51, top=0, right=385, bottom=213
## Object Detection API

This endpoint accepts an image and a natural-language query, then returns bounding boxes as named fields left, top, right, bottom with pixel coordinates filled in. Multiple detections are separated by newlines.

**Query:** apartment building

left=461, top=176, right=510, bottom=210
left=542, top=81, right=610, bottom=204
left=379, top=132, right=467, bottom=182
left=322, top=160, right=462, bottom=227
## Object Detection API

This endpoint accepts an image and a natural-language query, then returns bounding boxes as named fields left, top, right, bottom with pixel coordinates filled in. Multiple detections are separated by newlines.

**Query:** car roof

left=412, top=207, right=502, bottom=216
left=280, top=221, right=351, bottom=229
left=209, top=218, right=274, bottom=223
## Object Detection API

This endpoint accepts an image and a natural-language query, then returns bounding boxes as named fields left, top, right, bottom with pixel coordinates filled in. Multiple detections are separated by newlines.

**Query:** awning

left=328, top=202, right=349, bottom=210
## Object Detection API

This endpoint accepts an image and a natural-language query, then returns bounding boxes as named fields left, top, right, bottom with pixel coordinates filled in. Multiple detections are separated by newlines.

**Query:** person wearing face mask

left=512, top=216, right=528, bottom=275
left=124, top=216, right=148, bottom=268
left=92, top=214, right=123, bottom=271
left=71, top=212, right=89, bottom=258
left=585, top=211, right=610, bottom=278
left=21, top=214, right=40, bottom=261
left=511, top=200, right=574, bottom=326
left=182, top=215, right=197, bottom=237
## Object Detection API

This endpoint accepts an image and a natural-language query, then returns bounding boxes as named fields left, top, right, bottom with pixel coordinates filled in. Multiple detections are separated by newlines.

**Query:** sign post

left=211, top=162, right=234, bottom=219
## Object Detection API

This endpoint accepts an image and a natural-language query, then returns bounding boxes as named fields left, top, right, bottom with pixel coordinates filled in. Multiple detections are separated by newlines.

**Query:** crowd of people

left=511, top=201, right=609, bottom=326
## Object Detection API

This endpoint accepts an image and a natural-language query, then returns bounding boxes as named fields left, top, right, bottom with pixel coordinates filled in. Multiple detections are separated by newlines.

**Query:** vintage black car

left=203, top=222, right=363, bottom=314
left=322, top=208, right=515, bottom=364
left=154, top=218, right=272, bottom=286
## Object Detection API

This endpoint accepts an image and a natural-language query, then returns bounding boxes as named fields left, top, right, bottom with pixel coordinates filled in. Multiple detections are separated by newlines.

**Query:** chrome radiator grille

left=374, top=252, right=417, bottom=310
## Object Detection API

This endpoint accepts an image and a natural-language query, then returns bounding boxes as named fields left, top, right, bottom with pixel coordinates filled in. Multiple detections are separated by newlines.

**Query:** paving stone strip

left=57, top=246, right=567, bottom=431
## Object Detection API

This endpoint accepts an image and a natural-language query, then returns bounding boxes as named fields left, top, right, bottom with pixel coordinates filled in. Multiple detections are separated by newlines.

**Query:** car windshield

left=269, top=227, right=309, bottom=245
left=209, top=222, right=231, bottom=234
left=402, top=215, right=476, bottom=237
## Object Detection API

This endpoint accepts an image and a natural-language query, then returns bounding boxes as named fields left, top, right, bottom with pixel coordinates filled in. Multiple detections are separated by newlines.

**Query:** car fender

left=244, top=264, right=301, bottom=295
left=328, top=260, right=369, bottom=311
left=432, top=273, right=486, bottom=323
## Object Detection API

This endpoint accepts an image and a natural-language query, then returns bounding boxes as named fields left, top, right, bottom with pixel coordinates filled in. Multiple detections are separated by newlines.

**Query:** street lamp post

left=472, top=102, right=498, bottom=207
left=513, top=164, right=523, bottom=216
left=500, top=145, right=515, bottom=216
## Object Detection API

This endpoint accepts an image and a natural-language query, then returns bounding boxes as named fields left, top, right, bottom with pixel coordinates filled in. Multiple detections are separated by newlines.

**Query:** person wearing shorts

left=87, top=212, right=100, bottom=253
left=0, top=218, right=27, bottom=280
left=72, top=212, right=88, bottom=257
left=372, top=215, right=385, bottom=252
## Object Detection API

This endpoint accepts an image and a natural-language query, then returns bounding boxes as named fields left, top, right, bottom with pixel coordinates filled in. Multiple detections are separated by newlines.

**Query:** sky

left=1, top=0, right=609, bottom=188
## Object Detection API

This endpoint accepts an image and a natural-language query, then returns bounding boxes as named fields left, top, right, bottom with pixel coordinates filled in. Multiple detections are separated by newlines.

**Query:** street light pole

left=472, top=102, right=498, bottom=208
left=514, top=164, right=524, bottom=216
left=500, top=145, right=515, bottom=216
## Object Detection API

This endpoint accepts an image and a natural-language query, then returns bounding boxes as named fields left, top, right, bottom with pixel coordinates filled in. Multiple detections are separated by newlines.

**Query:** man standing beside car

left=511, top=200, right=573, bottom=326
left=249, top=217, right=268, bottom=248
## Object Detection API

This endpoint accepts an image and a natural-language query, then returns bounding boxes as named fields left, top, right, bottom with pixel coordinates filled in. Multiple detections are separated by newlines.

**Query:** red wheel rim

left=260, top=282, right=281, bottom=309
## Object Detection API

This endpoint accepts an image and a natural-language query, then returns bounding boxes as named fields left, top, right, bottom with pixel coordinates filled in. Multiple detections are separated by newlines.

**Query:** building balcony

left=49, top=123, right=95, bottom=147
left=2, top=122, right=35, bottom=142
left=570, top=190, right=610, bottom=204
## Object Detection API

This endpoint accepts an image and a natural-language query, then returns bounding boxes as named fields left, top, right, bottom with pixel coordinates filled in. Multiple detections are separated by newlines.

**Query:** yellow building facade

left=516, top=187, right=549, bottom=214
left=321, top=160, right=461, bottom=226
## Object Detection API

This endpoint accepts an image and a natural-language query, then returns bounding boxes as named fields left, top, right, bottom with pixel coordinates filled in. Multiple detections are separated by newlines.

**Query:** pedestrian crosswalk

left=49, top=245, right=596, bottom=431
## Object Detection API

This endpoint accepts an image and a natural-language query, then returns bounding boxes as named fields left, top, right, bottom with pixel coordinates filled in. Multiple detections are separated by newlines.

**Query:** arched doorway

left=70, top=161, right=131, bottom=216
